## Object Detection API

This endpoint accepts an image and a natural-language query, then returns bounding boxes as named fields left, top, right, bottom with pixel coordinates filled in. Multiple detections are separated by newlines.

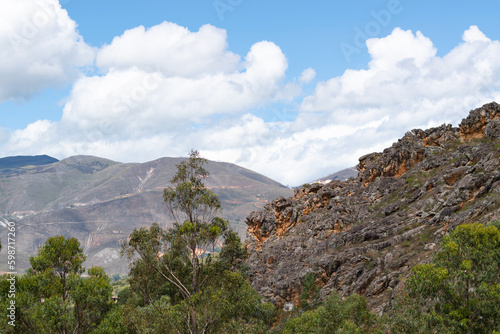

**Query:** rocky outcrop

left=460, top=103, right=500, bottom=141
left=245, top=102, right=500, bottom=311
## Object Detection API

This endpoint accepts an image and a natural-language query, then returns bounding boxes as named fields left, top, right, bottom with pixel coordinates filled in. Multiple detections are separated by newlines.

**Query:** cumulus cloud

left=200, top=114, right=391, bottom=185
left=462, top=25, right=491, bottom=43
left=0, top=0, right=94, bottom=101
left=96, top=22, right=240, bottom=77
left=2, top=25, right=500, bottom=186
left=0, top=21, right=297, bottom=165
left=5, top=119, right=56, bottom=152
left=278, top=25, right=500, bottom=183
left=187, top=26, right=500, bottom=185
left=60, top=23, right=293, bottom=139
left=299, top=68, right=316, bottom=84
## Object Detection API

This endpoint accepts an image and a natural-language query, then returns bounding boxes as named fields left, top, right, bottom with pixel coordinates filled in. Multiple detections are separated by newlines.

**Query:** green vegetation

left=405, top=170, right=428, bottom=188
left=0, top=219, right=498, bottom=334
left=299, top=272, right=320, bottom=310
left=277, top=221, right=500, bottom=334
left=281, top=292, right=382, bottom=334
left=0, top=236, right=113, bottom=333
left=0, top=153, right=292, bottom=275
left=388, top=222, right=500, bottom=333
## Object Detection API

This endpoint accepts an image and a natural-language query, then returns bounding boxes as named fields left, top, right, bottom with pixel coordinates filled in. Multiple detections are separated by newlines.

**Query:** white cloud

left=60, top=25, right=293, bottom=139
left=301, top=27, right=500, bottom=126
left=2, top=25, right=500, bottom=187
left=0, top=22, right=298, bottom=168
left=6, top=119, right=55, bottom=151
left=0, top=0, right=94, bottom=101
left=197, top=26, right=500, bottom=185
left=199, top=114, right=392, bottom=185
left=96, top=22, right=240, bottom=77
left=462, top=25, right=491, bottom=43
left=299, top=68, right=316, bottom=84
left=278, top=26, right=500, bottom=184
left=0, top=127, right=8, bottom=143
left=367, top=28, right=436, bottom=71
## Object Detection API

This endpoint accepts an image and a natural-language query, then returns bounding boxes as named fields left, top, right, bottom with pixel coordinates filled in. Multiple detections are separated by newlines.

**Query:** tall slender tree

left=123, top=149, right=228, bottom=334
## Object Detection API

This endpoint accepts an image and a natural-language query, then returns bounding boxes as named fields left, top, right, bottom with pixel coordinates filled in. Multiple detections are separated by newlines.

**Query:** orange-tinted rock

left=245, top=102, right=500, bottom=311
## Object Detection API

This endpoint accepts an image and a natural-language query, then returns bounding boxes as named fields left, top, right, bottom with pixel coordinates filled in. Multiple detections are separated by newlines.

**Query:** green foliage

left=216, top=229, right=249, bottom=274
left=29, top=235, right=85, bottom=302
left=283, top=310, right=319, bottom=334
left=390, top=222, right=500, bottom=333
left=300, top=272, right=320, bottom=310
left=118, top=271, right=275, bottom=334
left=90, top=306, right=130, bottom=334
left=110, top=275, right=129, bottom=302
left=123, top=295, right=184, bottom=333
left=283, top=292, right=381, bottom=334
left=488, top=220, right=500, bottom=230
left=163, top=149, right=223, bottom=237
left=0, top=236, right=113, bottom=334
left=405, top=171, right=427, bottom=188
left=71, top=267, right=114, bottom=333
left=127, top=251, right=182, bottom=306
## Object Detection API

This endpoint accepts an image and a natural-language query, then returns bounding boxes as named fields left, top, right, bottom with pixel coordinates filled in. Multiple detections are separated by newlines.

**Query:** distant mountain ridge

left=314, top=167, right=358, bottom=184
left=0, top=154, right=58, bottom=172
left=0, top=155, right=292, bottom=274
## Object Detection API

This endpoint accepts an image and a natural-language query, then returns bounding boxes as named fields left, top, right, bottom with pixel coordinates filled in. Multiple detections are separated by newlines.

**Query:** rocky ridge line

left=245, top=102, right=500, bottom=312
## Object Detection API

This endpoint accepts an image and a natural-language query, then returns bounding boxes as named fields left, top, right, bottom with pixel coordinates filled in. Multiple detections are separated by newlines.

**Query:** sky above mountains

left=1, top=0, right=500, bottom=186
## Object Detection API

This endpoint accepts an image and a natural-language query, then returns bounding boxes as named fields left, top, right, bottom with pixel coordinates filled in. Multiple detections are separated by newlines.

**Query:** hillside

left=314, top=167, right=358, bottom=184
left=0, top=155, right=58, bottom=176
left=0, top=156, right=292, bottom=274
left=244, top=102, right=500, bottom=312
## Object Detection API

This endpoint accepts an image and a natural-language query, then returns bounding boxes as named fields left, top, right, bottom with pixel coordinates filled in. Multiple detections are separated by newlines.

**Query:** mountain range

left=0, top=155, right=293, bottom=274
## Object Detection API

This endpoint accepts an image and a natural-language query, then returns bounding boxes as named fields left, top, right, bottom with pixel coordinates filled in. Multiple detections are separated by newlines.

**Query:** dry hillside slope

left=0, top=157, right=292, bottom=274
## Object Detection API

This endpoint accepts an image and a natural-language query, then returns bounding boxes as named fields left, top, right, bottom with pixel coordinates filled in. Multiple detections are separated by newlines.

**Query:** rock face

left=245, top=102, right=500, bottom=311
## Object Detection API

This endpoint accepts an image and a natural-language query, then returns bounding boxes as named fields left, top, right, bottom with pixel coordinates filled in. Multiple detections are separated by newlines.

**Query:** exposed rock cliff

left=245, top=102, right=500, bottom=312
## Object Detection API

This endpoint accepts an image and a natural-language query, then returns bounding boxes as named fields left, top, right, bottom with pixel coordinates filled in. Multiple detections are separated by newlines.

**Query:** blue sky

left=1, top=0, right=500, bottom=185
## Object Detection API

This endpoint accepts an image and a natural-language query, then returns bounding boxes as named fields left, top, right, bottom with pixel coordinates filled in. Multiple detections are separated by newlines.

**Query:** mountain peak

left=0, top=154, right=58, bottom=169
left=59, top=155, right=119, bottom=165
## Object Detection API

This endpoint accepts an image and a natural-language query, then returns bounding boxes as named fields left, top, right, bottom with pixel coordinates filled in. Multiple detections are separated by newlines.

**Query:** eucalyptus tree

left=122, top=150, right=230, bottom=334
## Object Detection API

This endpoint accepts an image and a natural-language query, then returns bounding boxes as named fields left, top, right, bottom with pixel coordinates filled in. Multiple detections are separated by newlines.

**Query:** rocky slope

left=245, top=102, right=500, bottom=312
left=0, top=156, right=292, bottom=274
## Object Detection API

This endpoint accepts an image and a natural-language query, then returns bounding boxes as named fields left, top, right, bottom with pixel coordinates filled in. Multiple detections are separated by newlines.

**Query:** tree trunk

left=191, top=309, right=198, bottom=334
left=191, top=246, right=198, bottom=294
left=191, top=246, right=198, bottom=334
